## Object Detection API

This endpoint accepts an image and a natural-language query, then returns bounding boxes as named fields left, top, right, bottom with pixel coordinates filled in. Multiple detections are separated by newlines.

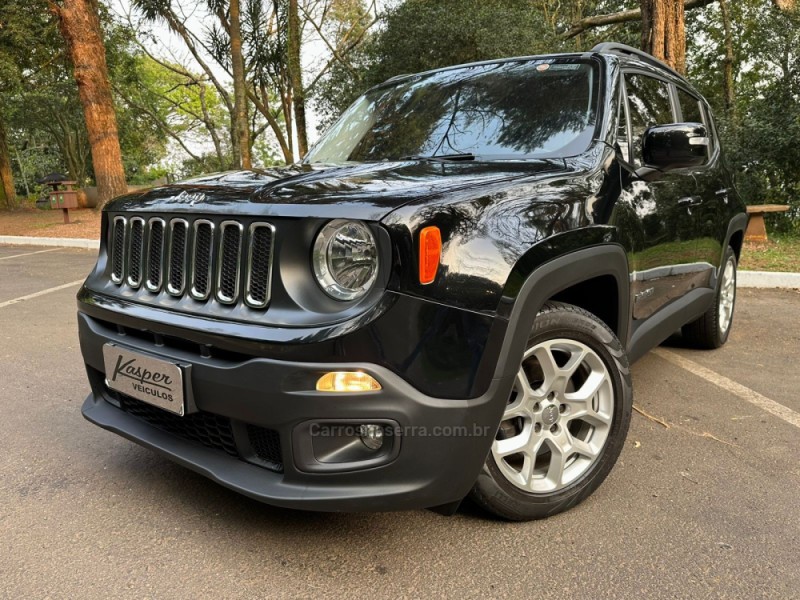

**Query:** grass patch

left=740, top=236, right=800, bottom=273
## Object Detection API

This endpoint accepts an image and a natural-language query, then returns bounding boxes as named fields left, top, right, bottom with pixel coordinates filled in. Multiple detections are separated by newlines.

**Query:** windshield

left=305, top=59, right=599, bottom=164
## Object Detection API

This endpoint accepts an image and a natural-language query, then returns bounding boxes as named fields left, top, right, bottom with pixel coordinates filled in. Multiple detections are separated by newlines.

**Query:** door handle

left=678, top=196, right=703, bottom=207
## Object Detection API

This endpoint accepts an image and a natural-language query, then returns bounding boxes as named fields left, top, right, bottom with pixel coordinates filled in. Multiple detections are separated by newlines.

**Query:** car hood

left=107, top=161, right=568, bottom=221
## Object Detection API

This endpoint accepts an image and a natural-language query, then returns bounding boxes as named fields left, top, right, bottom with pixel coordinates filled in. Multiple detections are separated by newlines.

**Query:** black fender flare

left=492, top=244, right=631, bottom=381
left=721, top=212, right=748, bottom=266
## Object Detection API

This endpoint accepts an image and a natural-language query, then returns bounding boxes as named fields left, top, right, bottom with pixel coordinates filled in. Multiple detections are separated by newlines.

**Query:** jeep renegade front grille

left=108, top=216, right=275, bottom=310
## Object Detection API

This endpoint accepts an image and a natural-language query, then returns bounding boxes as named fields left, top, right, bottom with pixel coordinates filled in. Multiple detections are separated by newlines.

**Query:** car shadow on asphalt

left=101, top=443, right=470, bottom=531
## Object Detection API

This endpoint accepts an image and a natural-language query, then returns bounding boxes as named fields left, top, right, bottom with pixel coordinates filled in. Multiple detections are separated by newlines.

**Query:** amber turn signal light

left=316, top=372, right=382, bottom=392
left=419, top=226, right=441, bottom=285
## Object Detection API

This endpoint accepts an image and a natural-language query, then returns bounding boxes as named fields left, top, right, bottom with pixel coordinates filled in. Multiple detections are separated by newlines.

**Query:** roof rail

left=591, top=42, right=684, bottom=79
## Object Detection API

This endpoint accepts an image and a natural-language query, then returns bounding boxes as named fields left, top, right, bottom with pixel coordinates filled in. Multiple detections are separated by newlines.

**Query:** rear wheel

left=470, top=302, right=632, bottom=521
left=682, top=246, right=737, bottom=349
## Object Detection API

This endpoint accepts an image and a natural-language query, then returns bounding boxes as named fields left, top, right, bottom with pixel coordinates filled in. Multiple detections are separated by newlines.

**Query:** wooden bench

left=745, top=204, right=790, bottom=243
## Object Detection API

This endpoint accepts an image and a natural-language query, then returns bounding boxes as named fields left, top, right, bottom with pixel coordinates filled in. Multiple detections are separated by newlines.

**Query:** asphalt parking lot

left=1, top=244, right=798, bottom=599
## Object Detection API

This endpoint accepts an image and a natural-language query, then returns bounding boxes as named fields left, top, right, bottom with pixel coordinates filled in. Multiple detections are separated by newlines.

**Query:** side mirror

left=642, top=123, right=709, bottom=171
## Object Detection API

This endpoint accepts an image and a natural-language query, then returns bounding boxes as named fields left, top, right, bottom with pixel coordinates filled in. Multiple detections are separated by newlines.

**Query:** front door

left=614, top=71, right=705, bottom=322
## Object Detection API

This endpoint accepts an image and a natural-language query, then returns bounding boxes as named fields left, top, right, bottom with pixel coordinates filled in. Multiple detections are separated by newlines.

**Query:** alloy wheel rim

left=718, top=258, right=736, bottom=335
left=491, top=338, right=614, bottom=494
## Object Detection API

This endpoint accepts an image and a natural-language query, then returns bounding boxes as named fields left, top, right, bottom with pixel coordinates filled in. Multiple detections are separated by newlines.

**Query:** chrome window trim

left=190, top=219, right=215, bottom=301
left=144, top=217, right=166, bottom=293
left=110, top=216, right=127, bottom=284
left=126, top=216, right=146, bottom=289
left=216, top=220, right=244, bottom=305
left=244, top=222, right=276, bottom=309
left=166, top=218, right=189, bottom=296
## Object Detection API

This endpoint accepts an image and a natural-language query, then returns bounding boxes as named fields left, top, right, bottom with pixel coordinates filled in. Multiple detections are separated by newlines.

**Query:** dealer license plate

left=103, top=344, right=186, bottom=416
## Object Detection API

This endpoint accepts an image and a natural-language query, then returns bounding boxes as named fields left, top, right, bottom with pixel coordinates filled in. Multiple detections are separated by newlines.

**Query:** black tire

left=470, top=301, right=632, bottom=521
left=682, top=246, right=737, bottom=349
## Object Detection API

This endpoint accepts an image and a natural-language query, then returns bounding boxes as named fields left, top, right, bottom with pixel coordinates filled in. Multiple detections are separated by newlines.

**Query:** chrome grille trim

left=126, top=217, right=145, bottom=288
left=166, top=219, right=188, bottom=296
left=190, top=219, right=215, bottom=301
left=245, top=223, right=275, bottom=309
left=107, top=215, right=274, bottom=311
left=110, top=216, right=126, bottom=284
left=145, top=218, right=165, bottom=292
left=216, top=221, right=244, bottom=305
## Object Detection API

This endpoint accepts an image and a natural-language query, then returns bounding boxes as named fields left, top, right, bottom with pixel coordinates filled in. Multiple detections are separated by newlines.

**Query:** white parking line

left=653, top=348, right=800, bottom=429
left=0, top=248, right=61, bottom=261
left=0, top=279, right=85, bottom=310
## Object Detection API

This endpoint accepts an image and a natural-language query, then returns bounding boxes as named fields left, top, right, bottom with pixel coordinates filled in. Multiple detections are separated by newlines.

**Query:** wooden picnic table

left=745, top=204, right=790, bottom=242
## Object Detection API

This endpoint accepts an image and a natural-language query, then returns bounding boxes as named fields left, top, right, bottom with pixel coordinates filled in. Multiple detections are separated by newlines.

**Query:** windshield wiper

left=399, top=153, right=476, bottom=162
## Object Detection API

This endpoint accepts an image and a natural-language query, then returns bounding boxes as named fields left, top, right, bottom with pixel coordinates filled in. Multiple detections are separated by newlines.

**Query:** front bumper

left=79, top=312, right=514, bottom=512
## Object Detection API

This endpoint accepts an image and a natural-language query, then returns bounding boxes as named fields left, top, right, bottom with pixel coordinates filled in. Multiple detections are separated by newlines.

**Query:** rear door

left=674, top=86, right=728, bottom=281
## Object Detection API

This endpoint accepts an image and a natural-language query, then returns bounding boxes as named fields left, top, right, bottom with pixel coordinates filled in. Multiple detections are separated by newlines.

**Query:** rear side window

left=624, top=74, right=675, bottom=165
left=701, top=104, right=717, bottom=155
left=677, top=88, right=703, bottom=124
left=616, top=87, right=631, bottom=162
left=678, top=87, right=715, bottom=157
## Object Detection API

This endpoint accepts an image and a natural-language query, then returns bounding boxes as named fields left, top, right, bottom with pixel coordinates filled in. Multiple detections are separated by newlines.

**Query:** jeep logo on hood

left=173, top=191, right=206, bottom=205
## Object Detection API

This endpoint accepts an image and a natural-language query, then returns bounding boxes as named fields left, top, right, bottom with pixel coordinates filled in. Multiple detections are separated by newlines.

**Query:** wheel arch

left=493, top=244, right=631, bottom=382
left=723, top=212, right=747, bottom=265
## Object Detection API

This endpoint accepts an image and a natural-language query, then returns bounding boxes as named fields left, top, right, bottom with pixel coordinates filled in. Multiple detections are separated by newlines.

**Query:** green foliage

left=315, top=0, right=568, bottom=127
left=104, top=21, right=171, bottom=182
left=688, top=0, right=800, bottom=234
left=0, top=0, right=57, bottom=97
left=313, top=0, right=630, bottom=129
left=1, top=0, right=91, bottom=189
left=368, top=1, right=562, bottom=78
left=0, top=0, right=171, bottom=191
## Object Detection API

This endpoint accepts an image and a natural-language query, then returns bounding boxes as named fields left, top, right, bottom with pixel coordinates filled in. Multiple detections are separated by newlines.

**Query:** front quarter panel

left=381, top=172, right=605, bottom=314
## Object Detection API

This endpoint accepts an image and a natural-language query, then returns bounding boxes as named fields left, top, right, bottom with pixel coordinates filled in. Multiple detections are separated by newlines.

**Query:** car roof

left=373, top=43, right=702, bottom=99
left=377, top=52, right=593, bottom=88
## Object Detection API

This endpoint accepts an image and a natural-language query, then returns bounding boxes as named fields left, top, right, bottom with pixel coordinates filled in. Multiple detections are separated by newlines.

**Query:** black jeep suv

left=78, top=43, right=746, bottom=520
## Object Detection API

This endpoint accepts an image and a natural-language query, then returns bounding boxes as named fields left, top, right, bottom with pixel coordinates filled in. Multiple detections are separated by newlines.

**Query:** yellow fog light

left=316, top=371, right=382, bottom=393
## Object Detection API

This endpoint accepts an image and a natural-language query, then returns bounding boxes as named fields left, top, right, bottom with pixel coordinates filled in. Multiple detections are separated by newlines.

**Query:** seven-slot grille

left=109, top=215, right=275, bottom=309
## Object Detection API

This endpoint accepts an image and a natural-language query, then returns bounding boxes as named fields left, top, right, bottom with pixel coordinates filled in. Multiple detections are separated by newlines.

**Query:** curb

left=1, top=235, right=798, bottom=289
left=0, top=235, right=99, bottom=250
left=738, top=270, right=800, bottom=289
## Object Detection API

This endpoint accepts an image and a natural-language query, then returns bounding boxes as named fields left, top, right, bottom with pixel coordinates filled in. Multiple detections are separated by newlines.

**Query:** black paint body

left=78, top=49, right=747, bottom=512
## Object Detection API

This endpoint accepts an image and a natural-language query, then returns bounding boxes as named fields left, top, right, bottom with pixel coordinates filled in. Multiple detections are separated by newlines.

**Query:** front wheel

left=470, top=302, right=632, bottom=521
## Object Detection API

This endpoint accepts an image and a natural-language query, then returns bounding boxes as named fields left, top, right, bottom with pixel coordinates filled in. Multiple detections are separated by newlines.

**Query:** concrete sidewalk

left=0, top=235, right=99, bottom=249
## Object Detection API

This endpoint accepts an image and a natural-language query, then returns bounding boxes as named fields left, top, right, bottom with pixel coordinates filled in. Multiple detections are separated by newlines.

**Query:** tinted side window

left=624, top=74, right=675, bottom=165
left=700, top=103, right=717, bottom=156
left=677, top=87, right=714, bottom=160
left=616, top=87, right=631, bottom=161
left=677, top=88, right=703, bottom=124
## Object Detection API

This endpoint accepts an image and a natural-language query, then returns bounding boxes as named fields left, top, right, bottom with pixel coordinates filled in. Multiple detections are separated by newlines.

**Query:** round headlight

left=312, top=220, right=379, bottom=301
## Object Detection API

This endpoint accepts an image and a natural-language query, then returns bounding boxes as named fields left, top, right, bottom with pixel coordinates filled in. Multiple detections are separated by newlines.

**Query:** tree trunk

left=198, top=84, right=226, bottom=168
left=0, top=116, right=17, bottom=207
left=563, top=0, right=714, bottom=39
left=641, top=0, right=686, bottom=73
left=288, top=0, right=308, bottom=159
left=248, top=86, right=294, bottom=163
left=719, top=0, right=735, bottom=119
left=229, top=0, right=252, bottom=169
left=54, top=0, right=127, bottom=209
left=14, top=146, right=31, bottom=198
